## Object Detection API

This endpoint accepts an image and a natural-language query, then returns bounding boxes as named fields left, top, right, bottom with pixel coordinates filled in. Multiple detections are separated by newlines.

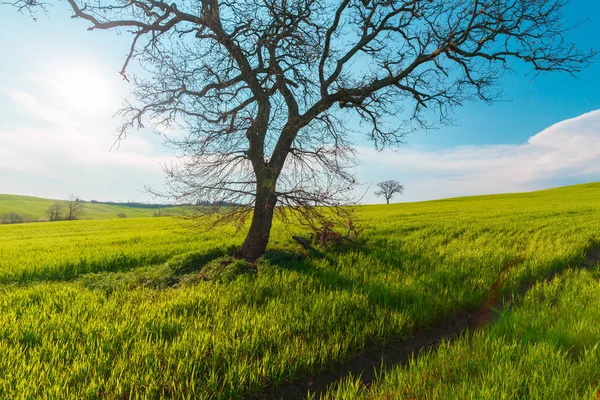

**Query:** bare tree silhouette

left=375, top=180, right=404, bottom=204
left=46, top=202, right=64, bottom=222
left=65, top=195, right=85, bottom=221
left=5, top=0, right=596, bottom=259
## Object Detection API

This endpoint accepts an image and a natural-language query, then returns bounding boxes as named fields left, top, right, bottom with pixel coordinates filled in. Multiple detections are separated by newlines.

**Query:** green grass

left=0, top=194, right=178, bottom=220
left=324, top=267, right=600, bottom=400
left=1, top=182, right=600, bottom=398
left=0, top=217, right=238, bottom=284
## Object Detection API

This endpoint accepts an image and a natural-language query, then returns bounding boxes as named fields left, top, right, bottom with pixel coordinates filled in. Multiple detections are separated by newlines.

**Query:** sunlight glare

left=54, top=67, right=115, bottom=115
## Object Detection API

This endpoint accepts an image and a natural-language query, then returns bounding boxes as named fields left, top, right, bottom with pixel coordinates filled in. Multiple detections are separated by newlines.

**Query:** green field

left=0, top=194, right=178, bottom=221
left=1, top=183, right=600, bottom=399
left=325, top=267, right=600, bottom=399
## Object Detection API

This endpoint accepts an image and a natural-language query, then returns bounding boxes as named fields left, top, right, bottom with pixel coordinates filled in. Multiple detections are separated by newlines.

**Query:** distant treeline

left=88, top=200, right=243, bottom=208
left=194, top=200, right=244, bottom=207
left=1, top=212, right=36, bottom=225
left=88, top=200, right=176, bottom=209
left=0, top=201, right=244, bottom=225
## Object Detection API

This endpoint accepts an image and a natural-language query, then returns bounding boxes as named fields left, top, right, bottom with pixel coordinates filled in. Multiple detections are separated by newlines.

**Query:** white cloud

left=4, top=89, right=80, bottom=130
left=2, top=85, right=599, bottom=204
left=358, top=110, right=600, bottom=203
left=0, top=89, right=173, bottom=202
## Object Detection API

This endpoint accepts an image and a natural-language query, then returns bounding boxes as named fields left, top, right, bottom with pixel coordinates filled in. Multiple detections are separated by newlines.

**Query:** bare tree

left=47, top=202, right=64, bottom=222
left=1, top=212, right=26, bottom=224
left=375, top=180, right=404, bottom=204
left=64, top=195, right=85, bottom=220
left=5, top=0, right=596, bottom=260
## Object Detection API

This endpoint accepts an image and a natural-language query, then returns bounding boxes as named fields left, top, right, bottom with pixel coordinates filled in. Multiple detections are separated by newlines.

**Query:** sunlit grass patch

left=1, top=182, right=600, bottom=398
left=323, top=267, right=600, bottom=400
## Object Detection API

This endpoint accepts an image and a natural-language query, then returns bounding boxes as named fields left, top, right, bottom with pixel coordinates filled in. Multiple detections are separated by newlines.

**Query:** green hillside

left=1, top=182, right=599, bottom=399
left=0, top=194, right=177, bottom=220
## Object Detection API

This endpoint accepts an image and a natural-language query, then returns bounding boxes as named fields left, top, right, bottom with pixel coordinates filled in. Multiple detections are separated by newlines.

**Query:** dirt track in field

left=264, top=246, right=600, bottom=400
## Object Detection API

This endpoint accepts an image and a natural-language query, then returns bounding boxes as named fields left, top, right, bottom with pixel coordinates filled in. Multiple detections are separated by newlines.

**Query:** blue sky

left=0, top=2, right=599, bottom=203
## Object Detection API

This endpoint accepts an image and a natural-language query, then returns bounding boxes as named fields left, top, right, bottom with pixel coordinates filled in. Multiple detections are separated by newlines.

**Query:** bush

left=1, top=212, right=25, bottom=224
left=117, top=212, right=128, bottom=218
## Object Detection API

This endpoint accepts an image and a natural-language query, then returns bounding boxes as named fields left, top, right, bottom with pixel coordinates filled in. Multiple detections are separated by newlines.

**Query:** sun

left=54, top=66, right=115, bottom=115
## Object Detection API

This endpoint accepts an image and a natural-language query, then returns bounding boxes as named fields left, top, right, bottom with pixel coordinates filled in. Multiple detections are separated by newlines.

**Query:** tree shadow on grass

left=78, top=244, right=239, bottom=294
left=263, top=242, right=600, bottom=400
left=266, top=243, right=458, bottom=316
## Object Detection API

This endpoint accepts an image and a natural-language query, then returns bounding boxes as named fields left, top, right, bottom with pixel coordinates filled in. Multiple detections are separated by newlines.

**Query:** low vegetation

left=324, top=267, right=600, bottom=399
left=0, top=211, right=33, bottom=224
left=0, top=183, right=599, bottom=398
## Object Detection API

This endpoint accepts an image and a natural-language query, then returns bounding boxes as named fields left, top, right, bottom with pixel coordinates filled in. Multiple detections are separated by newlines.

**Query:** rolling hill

left=0, top=194, right=177, bottom=221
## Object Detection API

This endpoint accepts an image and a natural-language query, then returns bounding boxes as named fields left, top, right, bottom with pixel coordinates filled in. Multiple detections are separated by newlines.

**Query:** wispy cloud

left=0, top=89, right=172, bottom=201
left=358, top=110, right=600, bottom=203
left=4, top=89, right=80, bottom=130
left=2, top=87, right=599, bottom=203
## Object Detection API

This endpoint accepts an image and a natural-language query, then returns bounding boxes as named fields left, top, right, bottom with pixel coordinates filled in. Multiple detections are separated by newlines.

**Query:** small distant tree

left=10, top=212, right=24, bottom=224
left=65, top=195, right=85, bottom=220
left=375, top=180, right=404, bottom=204
left=117, top=212, right=128, bottom=218
left=47, top=202, right=64, bottom=221
left=1, top=212, right=25, bottom=224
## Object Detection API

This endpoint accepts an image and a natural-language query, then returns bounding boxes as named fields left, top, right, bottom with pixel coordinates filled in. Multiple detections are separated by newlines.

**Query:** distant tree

left=1, top=212, right=25, bottom=224
left=5, top=0, right=596, bottom=260
left=153, top=209, right=166, bottom=217
left=11, top=212, right=24, bottom=224
left=117, top=212, right=128, bottom=218
left=375, top=180, right=404, bottom=204
left=47, top=202, right=64, bottom=221
left=64, top=195, right=85, bottom=221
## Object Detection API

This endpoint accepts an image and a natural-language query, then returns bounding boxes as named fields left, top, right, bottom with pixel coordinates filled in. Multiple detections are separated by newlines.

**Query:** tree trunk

left=235, top=186, right=278, bottom=261
left=386, top=197, right=390, bottom=204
